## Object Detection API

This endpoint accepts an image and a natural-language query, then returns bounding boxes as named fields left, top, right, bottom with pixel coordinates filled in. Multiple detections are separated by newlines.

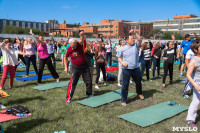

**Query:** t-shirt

left=14, top=43, right=22, bottom=51
left=163, top=48, right=175, bottom=63
left=180, top=39, right=194, bottom=54
left=24, top=44, right=35, bottom=55
left=1, top=46, right=18, bottom=66
left=105, top=44, right=112, bottom=53
left=46, top=43, right=54, bottom=54
left=142, top=49, right=151, bottom=61
left=65, top=43, right=86, bottom=66
left=117, top=43, right=139, bottom=69
left=186, top=49, right=195, bottom=62
left=37, top=43, right=49, bottom=59
left=61, top=46, right=66, bottom=55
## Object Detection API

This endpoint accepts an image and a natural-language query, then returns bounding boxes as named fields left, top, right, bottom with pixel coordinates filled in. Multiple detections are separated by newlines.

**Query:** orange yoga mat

left=0, top=90, right=10, bottom=98
left=0, top=110, right=31, bottom=122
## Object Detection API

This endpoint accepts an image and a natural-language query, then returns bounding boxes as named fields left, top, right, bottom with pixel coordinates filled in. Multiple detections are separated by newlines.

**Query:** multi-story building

left=127, top=15, right=200, bottom=36
left=53, top=20, right=131, bottom=38
left=0, top=19, right=59, bottom=33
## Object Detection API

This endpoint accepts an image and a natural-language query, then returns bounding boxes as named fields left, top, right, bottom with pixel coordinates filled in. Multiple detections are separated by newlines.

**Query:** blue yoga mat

left=16, top=75, right=53, bottom=81
left=14, top=71, right=36, bottom=76
left=112, top=62, right=118, bottom=66
left=174, top=62, right=180, bottom=65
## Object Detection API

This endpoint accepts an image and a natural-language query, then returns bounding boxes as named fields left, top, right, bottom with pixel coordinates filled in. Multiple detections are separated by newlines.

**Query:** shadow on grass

left=6, top=96, right=46, bottom=106
left=127, top=89, right=163, bottom=103
left=4, top=117, right=64, bottom=133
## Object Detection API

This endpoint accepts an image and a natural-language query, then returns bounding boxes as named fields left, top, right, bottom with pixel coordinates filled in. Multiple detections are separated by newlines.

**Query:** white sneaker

left=0, top=104, right=6, bottom=109
left=130, top=80, right=133, bottom=83
left=56, top=79, right=60, bottom=82
left=117, top=84, right=122, bottom=87
left=0, top=87, right=2, bottom=90
left=104, top=83, right=110, bottom=86
left=95, top=85, right=100, bottom=89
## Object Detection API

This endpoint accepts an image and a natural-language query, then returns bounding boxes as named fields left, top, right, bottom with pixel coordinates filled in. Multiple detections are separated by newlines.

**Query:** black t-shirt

left=163, top=48, right=175, bottom=63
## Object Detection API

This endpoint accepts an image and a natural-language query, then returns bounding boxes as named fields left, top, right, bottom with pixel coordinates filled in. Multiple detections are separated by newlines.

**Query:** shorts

left=182, top=54, right=186, bottom=63
left=61, top=54, right=65, bottom=59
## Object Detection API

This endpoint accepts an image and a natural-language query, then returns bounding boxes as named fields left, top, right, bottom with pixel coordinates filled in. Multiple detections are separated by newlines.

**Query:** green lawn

left=0, top=61, right=196, bottom=133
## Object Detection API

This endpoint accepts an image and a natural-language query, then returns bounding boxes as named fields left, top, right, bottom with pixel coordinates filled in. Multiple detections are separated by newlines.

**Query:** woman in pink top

left=23, top=37, right=38, bottom=77
left=30, top=29, right=59, bottom=85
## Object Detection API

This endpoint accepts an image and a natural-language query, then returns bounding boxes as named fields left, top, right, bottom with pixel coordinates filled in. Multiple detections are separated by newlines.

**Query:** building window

left=116, top=30, right=117, bottom=32
left=136, top=26, right=139, bottom=29
left=116, top=26, right=117, bottom=28
left=141, top=26, right=143, bottom=30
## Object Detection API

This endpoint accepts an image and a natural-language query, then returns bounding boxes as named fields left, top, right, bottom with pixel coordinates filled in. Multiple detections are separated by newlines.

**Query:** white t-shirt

left=105, top=44, right=112, bottom=53
left=1, top=47, right=19, bottom=66
left=186, top=49, right=195, bottom=62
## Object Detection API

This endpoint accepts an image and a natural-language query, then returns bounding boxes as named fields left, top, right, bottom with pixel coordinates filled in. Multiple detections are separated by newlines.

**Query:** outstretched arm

left=79, top=31, right=85, bottom=45
left=29, top=29, right=38, bottom=42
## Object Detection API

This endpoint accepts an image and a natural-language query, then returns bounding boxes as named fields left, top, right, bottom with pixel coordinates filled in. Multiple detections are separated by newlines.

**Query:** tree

left=64, top=20, right=66, bottom=24
left=1, top=25, right=23, bottom=34
left=162, top=32, right=184, bottom=40
left=148, top=29, right=163, bottom=37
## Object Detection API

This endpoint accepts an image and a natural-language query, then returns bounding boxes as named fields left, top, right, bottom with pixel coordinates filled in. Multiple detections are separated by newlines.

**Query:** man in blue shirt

left=178, top=33, right=197, bottom=77
left=117, top=29, right=144, bottom=106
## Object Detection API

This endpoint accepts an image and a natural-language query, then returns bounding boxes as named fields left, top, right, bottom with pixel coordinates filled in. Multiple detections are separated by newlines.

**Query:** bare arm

left=64, top=56, right=68, bottom=73
left=187, top=60, right=200, bottom=91
left=29, top=29, right=38, bottom=42
left=0, top=40, right=6, bottom=50
left=136, top=33, right=142, bottom=47
left=185, top=58, right=189, bottom=68
left=79, top=31, right=85, bottom=45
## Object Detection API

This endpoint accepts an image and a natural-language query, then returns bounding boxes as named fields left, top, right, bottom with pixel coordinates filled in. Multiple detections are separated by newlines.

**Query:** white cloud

left=62, top=6, right=70, bottom=9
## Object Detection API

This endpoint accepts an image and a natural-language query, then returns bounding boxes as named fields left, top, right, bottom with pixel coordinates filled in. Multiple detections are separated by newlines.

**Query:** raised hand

left=171, top=34, right=175, bottom=40
left=129, top=29, right=134, bottom=34
left=79, top=31, right=84, bottom=36
left=29, top=29, right=33, bottom=35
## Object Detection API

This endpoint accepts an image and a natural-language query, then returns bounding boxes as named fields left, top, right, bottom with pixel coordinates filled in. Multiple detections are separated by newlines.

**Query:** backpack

left=6, top=105, right=30, bottom=116
left=106, top=73, right=117, bottom=81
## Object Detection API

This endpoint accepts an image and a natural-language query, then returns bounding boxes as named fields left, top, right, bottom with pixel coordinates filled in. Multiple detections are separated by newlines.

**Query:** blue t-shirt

left=180, top=39, right=194, bottom=54
left=66, top=44, right=70, bottom=49
left=117, top=43, right=139, bottom=69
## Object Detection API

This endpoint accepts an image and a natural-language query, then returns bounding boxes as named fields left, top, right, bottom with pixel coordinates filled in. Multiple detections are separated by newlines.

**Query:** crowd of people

left=0, top=29, right=200, bottom=127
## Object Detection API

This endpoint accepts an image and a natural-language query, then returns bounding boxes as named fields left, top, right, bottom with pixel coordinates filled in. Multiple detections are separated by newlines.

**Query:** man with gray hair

left=64, top=32, right=93, bottom=105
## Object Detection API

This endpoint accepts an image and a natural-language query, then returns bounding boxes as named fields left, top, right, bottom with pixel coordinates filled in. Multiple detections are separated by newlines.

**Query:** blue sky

left=0, top=0, right=200, bottom=24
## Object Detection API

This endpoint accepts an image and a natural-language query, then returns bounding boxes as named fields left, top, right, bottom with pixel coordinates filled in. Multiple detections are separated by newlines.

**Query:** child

left=0, top=39, right=29, bottom=89
left=141, top=42, right=152, bottom=81
left=61, top=42, right=67, bottom=66
left=162, top=35, right=176, bottom=88
left=186, top=39, right=200, bottom=127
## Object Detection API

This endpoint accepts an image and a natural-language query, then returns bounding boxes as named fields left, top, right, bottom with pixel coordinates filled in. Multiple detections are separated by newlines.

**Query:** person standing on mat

left=64, top=31, right=93, bottom=105
left=162, top=34, right=177, bottom=88
left=46, top=38, right=56, bottom=69
left=186, top=39, right=200, bottom=127
left=29, top=29, right=59, bottom=85
left=0, top=39, right=29, bottom=90
left=105, top=39, right=112, bottom=68
left=117, top=29, right=144, bottom=106
left=177, top=33, right=197, bottom=77
left=23, top=37, right=38, bottom=78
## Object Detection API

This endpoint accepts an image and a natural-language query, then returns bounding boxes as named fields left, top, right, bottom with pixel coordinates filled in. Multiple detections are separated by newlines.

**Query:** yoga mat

left=112, top=62, right=118, bottom=66
left=32, top=81, right=84, bottom=91
left=0, top=90, right=10, bottom=98
left=17, top=63, right=26, bottom=68
left=16, top=75, right=53, bottom=81
left=174, top=62, right=180, bottom=65
left=118, top=101, right=188, bottom=127
left=14, top=71, right=36, bottom=76
left=106, top=67, right=119, bottom=71
left=160, top=63, right=163, bottom=67
left=77, top=89, right=135, bottom=107
left=0, top=110, right=31, bottom=122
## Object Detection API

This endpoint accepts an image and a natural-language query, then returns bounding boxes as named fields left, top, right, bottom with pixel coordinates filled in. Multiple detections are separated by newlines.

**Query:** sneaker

left=95, top=85, right=100, bottom=89
left=180, top=74, right=184, bottom=77
left=117, top=84, right=122, bottom=87
left=148, top=80, right=152, bottom=82
left=157, top=75, right=162, bottom=78
left=130, top=80, right=133, bottom=83
left=187, top=121, right=197, bottom=127
left=152, top=77, right=156, bottom=80
left=0, top=104, right=6, bottom=109
left=66, top=100, right=71, bottom=105
left=121, top=102, right=127, bottom=106
left=0, top=87, right=2, bottom=90
left=183, top=95, right=190, bottom=99
left=104, top=83, right=110, bottom=86
left=37, top=83, right=40, bottom=86
left=85, top=94, right=94, bottom=98
left=56, top=79, right=60, bottom=82
left=149, top=69, right=152, bottom=71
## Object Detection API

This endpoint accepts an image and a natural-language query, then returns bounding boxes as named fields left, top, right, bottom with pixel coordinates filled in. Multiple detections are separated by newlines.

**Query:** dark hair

left=185, top=34, right=190, bottom=39
left=154, top=42, right=161, bottom=51
left=141, top=42, right=148, bottom=51
left=191, top=39, right=200, bottom=54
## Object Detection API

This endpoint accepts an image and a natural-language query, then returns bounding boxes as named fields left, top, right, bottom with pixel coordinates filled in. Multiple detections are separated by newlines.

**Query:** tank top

left=192, top=57, right=200, bottom=82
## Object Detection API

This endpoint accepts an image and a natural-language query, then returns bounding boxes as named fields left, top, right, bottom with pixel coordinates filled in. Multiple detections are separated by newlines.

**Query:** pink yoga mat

left=106, top=67, right=119, bottom=71
left=0, top=110, right=31, bottom=122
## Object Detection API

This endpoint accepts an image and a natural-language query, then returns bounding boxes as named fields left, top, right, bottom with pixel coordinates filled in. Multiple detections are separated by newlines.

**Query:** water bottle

left=169, top=101, right=180, bottom=106
left=16, top=113, right=29, bottom=117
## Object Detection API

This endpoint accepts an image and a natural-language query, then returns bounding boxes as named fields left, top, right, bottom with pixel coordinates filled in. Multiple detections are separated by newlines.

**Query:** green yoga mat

left=32, top=81, right=84, bottom=91
left=118, top=101, right=188, bottom=127
left=77, top=89, right=135, bottom=107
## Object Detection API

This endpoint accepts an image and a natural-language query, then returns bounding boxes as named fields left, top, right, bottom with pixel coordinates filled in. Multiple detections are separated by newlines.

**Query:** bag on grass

left=6, top=105, right=30, bottom=116
left=106, top=73, right=117, bottom=81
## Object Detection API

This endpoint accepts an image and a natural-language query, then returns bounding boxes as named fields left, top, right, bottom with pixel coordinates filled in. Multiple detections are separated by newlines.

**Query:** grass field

left=0, top=60, right=197, bottom=133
